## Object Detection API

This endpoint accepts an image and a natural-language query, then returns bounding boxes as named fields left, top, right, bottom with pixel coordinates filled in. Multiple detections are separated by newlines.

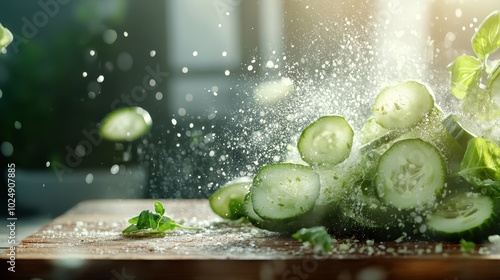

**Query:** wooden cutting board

left=1, top=199, right=500, bottom=280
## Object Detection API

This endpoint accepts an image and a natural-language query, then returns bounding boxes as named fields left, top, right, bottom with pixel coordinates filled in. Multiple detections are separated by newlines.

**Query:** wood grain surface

left=1, top=199, right=500, bottom=280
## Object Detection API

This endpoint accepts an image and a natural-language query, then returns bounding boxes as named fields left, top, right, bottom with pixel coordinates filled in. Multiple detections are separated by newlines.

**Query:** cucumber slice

left=298, top=116, right=354, bottom=166
left=100, top=107, right=152, bottom=142
left=243, top=193, right=327, bottom=233
left=442, top=114, right=480, bottom=149
left=0, top=23, right=13, bottom=49
left=360, top=117, right=391, bottom=144
left=426, top=192, right=498, bottom=242
left=209, top=177, right=252, bottom=220
left=251, top=163, right=320, bottom=221
left=253, top=77, right=294, bottom=105
left=375, top=138, right=446, bottom=210
left=372, top=81, right=434, bottom=130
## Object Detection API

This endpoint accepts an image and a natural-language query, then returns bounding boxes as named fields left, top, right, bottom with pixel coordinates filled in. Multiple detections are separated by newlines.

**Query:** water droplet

left=46, top=161, right=51, bottom=167
left=1, top=142, right=13, bottom=157
left=97, top=75, right=104, bottom=83
left=178, top=108, right=187, bottom=116
left=102, top=29, right=118, bottom=44
left=185, top=94, right=193, bottom=102
left=110, top=164, right=120, bottom=175
left=150, top=50, right=156, bottom=57
left=224, top=70, right=230, bottom=76
left=117, top=52, right=133, bottom=71
left=14, top=121, right=21, bottom=130
left=155, top=92, right=163, bottom=100
left=85, top=173, right=94, bottom=184
left=75, top=145, right=86, bottom=157
left=171, top=118, right=177, bottom=125
left=123, top=31, right=129, bottom=37
left=82, top=72, right=88, bottom=77
left=182, top=67, right=189, bottom=73
left=455, top=8, right=462, bottom=18
left=89, top=50, right=96, bottom=56
left=193, top=51, right=198, bottom=56
left=222, top=51, right=227, bottom=57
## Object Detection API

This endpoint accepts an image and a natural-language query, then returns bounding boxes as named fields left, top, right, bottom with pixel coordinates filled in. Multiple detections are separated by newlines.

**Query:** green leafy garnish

left=460, top=239, right=475, bottom=253
left=122, top=201, right=202, bottom=235
left=449, top=11, right=500, bottom=105
left=459, top=137, right=500, bottom=192
left=292, top=226, right=332, bottom=254
left=0, top=23, right=13, bottom=50
left=472, top=10, right=500, bottom=61
left=449, top=55, right=483, bottom=99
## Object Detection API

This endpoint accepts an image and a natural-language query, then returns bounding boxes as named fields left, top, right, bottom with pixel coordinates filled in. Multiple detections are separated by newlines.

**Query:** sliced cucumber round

left=426, top=192, right=498, bottom=242
left=372, top=81, right=434, bottom=130
left=251, top=163, right=320, bottom=221
left=209, top=177, right=252, bottom=220
left=100, top=107, right=152, bottom=142
left=298, top=115, right=354, bottom=166
left=375, top=138, right=446, bottom=210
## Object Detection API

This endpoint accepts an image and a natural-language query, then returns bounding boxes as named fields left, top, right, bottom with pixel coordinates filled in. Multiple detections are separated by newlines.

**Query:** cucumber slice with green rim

left=372, top=81, right=435, bottom=130
left=251, top=163, right=320, bottom=221
left=375, top=138, right=446, bottom=210
left=442, top=114, right=480, bottom=149
left=425, top=192, right=497, bottom=242
left=298, top=115, right=354, bottom=166
left=209, top=177, right=252, bottom=220
left=100, top=107, right=152, bottom=142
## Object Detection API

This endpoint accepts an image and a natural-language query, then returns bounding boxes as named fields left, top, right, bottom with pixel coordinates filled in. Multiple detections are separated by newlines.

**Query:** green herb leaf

left=459, top=137, right=500, bottom=192
left=154, top=201, right=165, bottom=217
left=460, top=239, right=475, bottom=253
left=472, top=10, right=500, bottom=61
left=292, top=226, right=332, bottom=253
left=0, top=23, right=13, bottom=50
left=128, top=216, right=139, bottom=224
left=122, top=224, right=140, bottom=234
left=122, top=201, right=202, bottom=235
left=136, top=210, right=152, bottom=229
left=448, top=55, right=483, bottom=99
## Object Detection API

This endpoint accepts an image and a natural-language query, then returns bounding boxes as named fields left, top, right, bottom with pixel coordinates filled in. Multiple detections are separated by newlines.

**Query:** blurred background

left=0, top=0, right=498, bottom=240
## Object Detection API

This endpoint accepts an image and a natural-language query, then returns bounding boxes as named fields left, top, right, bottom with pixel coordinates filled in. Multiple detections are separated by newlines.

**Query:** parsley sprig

left=122, top=201, right=202, bottom=235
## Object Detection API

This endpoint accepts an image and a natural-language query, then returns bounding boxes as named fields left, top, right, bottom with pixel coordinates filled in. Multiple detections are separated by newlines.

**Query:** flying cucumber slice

left=372, top=81, right=435, bottom=130
left=375, top=138, right=446, bottom=210
left=425, top=191, right=498, bottom=242
left=298, top=115, right=354, bottom=166
left=100, top=107, right=152, bottom=142
left=251, top=163, right=320, bottom=221
left=209, top=177, right=252, bottom=220
left=0, top=23, right=13, bottom=50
